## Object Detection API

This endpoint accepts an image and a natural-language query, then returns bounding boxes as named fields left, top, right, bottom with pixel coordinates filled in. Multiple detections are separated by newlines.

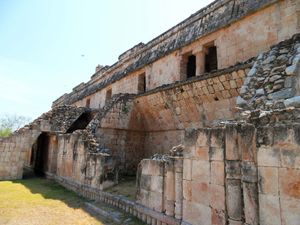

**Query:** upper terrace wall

left=137, top=64, right=249, bottom=157
left=53, top=0, right=300, bottom=108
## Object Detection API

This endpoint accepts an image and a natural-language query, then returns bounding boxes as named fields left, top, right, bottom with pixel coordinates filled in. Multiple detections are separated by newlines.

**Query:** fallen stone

left=276, top=55, right=288, bottom=64
left=248, top=67, right=257, bottom=77
left=257, top=53, right=264, bottom=60
left=262, top=55, right=276, bottom=65
left=244, top=77, right=252, bottom=85
left=236, top=96, right=248, bottom=107
left=256, top=88, right=265, bottom=97
left=284, top=77, right=293, bottom=88
left=274, top=79, right=284, bottom=84
left=279, top=48, right=289, bottom=54
left=240, top=86, right=248, bottom=95
left=286, top=64, right=298, bottom=76
left=169, top=144, right=184, bottom=156
left=271, top=65, right=285, bottom=74
left=272, top=83, right=283, bottom=91
left=284, top=96, right=300, bottom=108
left=292, top=54, right=300, bottom=65
left=269, top=75, right=282, bottom=82
left=268, top=88, right=293, bottom=100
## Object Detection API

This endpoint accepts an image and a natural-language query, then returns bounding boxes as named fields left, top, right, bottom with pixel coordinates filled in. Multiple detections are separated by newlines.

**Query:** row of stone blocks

left=47, top=174, right=183, bottom=225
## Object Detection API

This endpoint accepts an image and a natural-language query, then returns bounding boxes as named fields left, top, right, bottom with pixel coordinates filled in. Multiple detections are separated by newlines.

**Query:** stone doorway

left=32, top=133, right=50, bottom=176
left=30, top=132, right=58, bottom=176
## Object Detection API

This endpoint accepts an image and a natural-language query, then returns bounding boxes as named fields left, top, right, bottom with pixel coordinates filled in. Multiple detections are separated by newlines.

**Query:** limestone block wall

left=146, top=53, right=180, bottom=90
left=135, top=65, right=249, bottom=132
left=86, top=95, right=146, bottom=173
left=144, top=130, right=185, bottom=158
left=0, top=129, right=41, bottom=180
left=183, top=127, right=228, bottom=225
left=136, top=122, right=300, bottom=225
left=257, top=125, right=300, bottom=225
left=137, top=159, right=165, bottom=212
left=56, top=132, right=115, bottom=190
left=96, top=129, right=145, bottom=174
left=133, top=65, right=250, bottom=158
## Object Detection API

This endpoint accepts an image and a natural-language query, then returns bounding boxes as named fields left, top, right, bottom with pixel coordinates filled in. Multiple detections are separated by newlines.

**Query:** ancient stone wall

left=0, top=129, right=40, bottom=180
left=55, top=132, right=116, bottom=190
left=237, top=33, right=300, bottom=111
left=0, top=105, right=93, bottom=180
left=132, top=64, right=250, bottom=158
left=53, top=0, right=300, bottom=108
left=136, top=121, right=300, bottom=225
left=257, top=124, right=300, bottom=225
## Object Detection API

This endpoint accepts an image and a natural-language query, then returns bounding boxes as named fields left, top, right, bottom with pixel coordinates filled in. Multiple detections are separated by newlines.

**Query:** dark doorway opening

left=66, top=112, right=94, bottom=133
left=34, top=133, right=50, bottom=176
left=138, top=73, right=146, bottom=94
left=205, top=46, right=218, bottom=73
left=187, top=55, right=196, bottom=78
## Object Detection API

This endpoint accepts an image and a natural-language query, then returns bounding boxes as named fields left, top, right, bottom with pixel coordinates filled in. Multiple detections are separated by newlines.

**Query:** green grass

left=0, top=178, right=113, bottom=225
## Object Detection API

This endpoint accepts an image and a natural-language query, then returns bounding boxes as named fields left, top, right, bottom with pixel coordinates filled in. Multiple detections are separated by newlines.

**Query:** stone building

left=1, top=0, right=300, bottom=224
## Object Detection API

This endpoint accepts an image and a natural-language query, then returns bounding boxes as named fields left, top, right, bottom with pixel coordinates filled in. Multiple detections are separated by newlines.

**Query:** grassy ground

left=0, top=178, right=114, bottom=225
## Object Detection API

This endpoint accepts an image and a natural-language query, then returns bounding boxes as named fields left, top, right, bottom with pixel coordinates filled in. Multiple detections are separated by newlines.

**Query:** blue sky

left=0, top=0, right=214, bottom=119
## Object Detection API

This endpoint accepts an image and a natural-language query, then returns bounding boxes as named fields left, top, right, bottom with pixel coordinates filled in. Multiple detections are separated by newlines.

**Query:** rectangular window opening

left=106, top=88, right=112, bottom=103
left=138, top=73, right=146, bottom=94
left=205, top=45, right=218, bottom=73
left=180, top=52, right=196, bottom=80
left=187, top=55, right=196, bottom=78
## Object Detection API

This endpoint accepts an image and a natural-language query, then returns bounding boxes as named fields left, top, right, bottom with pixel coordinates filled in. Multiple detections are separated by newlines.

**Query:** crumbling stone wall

left=237, top=33, right=300, bottom=111
left=85, top=94, right=146, bottom=174
left=0, top=105, right=95, bottom=180
left=55, top=132, right=115, bottom=190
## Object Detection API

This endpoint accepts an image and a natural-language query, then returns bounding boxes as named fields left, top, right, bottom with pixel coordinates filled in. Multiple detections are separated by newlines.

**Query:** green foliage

left=0, top=128, right=12, bottom=138
left=122, top=105, right=129, bottom=114
left=0, top=114, right=31, bottom=137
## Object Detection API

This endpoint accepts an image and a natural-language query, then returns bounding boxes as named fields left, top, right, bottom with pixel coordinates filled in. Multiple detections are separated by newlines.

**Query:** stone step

left=85, top=201, right=146, bottom=225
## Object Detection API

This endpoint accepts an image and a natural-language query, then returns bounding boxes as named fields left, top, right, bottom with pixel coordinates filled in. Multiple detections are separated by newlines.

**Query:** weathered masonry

left=1, top=0, right=300, bottom=225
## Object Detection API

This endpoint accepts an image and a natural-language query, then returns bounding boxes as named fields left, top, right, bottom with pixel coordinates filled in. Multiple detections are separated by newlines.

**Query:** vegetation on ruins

left=0, top=114, right=31, bottom=137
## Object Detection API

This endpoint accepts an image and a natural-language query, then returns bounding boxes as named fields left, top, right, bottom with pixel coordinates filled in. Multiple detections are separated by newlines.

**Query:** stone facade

left=136, top=119, right=300, bottom=225
left=1, top=0, right=300, bottom=224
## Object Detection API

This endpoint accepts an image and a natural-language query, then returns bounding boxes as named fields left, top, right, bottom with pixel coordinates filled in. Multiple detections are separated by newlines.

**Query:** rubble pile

left=237, top=33, right=300, bottom=110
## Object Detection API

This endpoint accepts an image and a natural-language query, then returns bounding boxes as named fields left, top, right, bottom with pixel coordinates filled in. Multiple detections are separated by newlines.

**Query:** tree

left=0, top=114, right=31, bottom=138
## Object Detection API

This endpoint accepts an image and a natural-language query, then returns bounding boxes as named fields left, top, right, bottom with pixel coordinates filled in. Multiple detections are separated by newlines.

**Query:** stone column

left=239, top=125, right=258, bottom=225
left=165, top=159, right=175, bottom=217
left=242, top=162, right=259, bottom=225
left=195, top=51, right=205, bottom=76
left=226, top=161, right=243, bottom=224
left=225, top=125, right=243, bottom=225
left=174, top=157, right=183, bottom=220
